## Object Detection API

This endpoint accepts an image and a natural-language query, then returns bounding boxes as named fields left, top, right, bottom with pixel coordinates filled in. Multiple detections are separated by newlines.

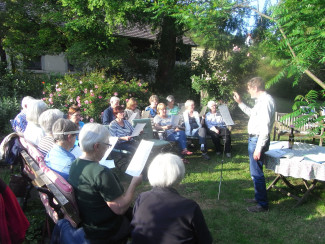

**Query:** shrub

left=42, top=71, right=149, bottom=122
left=0, top=71, right=59, bottom=99
left=0, top=96, right=20, bottom=135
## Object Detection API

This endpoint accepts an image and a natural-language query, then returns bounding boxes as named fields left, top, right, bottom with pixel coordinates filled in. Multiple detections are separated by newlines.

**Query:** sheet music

left=70, top=145, right=82, bottom=158
left=99, top=160, right=115, bottom=168
left=128, top=112, right=137, bottom=123
left=99, top=137, right=118, bottom=164
left=199, top=106, right=207, bottom=117
left=125, top=140, right=154, bottom=176
left=131, top=123, right=146, bottom=137
left=142, top=110, right=150, bottom=118
left=171, top=115, right=180, bottom=127
left=218, top=104, right=234, bottom=126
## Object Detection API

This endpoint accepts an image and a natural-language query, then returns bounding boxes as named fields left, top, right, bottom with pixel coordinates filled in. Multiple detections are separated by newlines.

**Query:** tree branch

left=237, top=4, right=325, bottom=89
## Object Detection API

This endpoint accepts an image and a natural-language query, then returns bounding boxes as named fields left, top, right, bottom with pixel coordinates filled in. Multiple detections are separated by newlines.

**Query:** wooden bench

left=18, top=138, right=81, bottom=229
left=273, top=112, right=324, bottom=146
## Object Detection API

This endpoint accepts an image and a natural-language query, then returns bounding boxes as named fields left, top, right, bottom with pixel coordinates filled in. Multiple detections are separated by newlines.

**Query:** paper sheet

left=171, top=115, right=180, bottom=127
left=304, top=153, right=325, bottom=164
left=125, top=140, right=154, bottom=176
left=99, top=160, right=115, bottom=168
left=131, top=123, right=146, bottom=137
left=218, top=104, right=234, bottom=126
left=70, top=146, right=82, bottom=158
left=128, top=112, right=137, bottom=123
left=99, top=137, right=118, bottom=164
left=269, top=141, right=289, bottom=150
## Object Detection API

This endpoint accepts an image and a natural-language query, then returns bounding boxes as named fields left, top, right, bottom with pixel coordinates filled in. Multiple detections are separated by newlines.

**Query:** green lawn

left=170, top=115, right=325, bottom=244
left=1, top=111, right=325, bottom=244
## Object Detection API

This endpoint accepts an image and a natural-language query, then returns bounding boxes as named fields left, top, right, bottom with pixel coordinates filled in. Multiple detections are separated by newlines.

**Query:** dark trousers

left=208, top=126, right=231, bottom=153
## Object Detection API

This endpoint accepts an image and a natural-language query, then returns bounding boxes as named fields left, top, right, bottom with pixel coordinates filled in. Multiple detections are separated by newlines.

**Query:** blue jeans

left=248, top=136, right=270, bottom=209
left=167, top=130, right=187, bottom=151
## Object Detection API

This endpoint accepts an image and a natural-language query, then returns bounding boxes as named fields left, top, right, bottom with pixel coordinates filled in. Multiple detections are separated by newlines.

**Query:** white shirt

left=238, top=92, right=275, bottom=152
left=24, top=122, right=45, bottom=146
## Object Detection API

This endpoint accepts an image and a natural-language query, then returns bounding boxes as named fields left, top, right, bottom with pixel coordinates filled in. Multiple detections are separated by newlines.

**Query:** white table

left=264, top=141, right=325, bottom=207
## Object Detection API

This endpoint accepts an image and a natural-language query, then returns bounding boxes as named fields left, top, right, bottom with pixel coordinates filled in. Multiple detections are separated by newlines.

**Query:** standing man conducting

left=233, top=77, right=275, bottom=213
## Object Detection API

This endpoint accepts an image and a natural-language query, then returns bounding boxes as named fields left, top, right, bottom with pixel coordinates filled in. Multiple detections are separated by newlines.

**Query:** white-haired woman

left=24, top=99, right=48, bottom=146
left=45, top=119, right=79, bottom=180
left=183, top=100, right=210, bottom=160
left=131, top=153, right=212, bottom=244
left=206, top=101, right=231, bottom=157
left=12, top=96, right=35, bottom=133
left=102, top=96, right=120, bottom=125
left=69, top=123, right=142, bottom=243
left=38, top=109, right=64, bottom=156
left=166, top=95, right=179, bottom=116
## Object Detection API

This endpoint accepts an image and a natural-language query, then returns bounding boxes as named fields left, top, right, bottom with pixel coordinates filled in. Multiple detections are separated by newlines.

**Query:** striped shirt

left=109, top=120, right=134, bottom=144
left=38, top=135, right=55, bottom=156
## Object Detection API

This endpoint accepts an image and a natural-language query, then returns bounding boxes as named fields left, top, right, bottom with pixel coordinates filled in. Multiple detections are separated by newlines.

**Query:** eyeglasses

left=71, top=113, right=81, bottom=117
left=100, top=142, right=112, bottom=148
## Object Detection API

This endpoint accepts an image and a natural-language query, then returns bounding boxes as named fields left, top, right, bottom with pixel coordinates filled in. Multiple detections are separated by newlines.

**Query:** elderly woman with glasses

left=109, top=105, right=139, bottom=153
left=69, top=123, right=142, bottom=243
left=68, top=105, right=84, bottom=146
left=131, top=153, right=212, bottom=244
left=44, top=118, right=79, bottom=180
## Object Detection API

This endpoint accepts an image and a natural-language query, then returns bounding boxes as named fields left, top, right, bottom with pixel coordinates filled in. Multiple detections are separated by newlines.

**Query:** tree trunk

left=0, top=41, right=7, bottom=66
left=155, top=16, right=177, bottom=93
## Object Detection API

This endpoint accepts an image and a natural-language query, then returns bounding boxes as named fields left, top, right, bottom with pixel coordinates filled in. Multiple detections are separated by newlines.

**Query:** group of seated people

left=9, top=93, right=233, bottom=243
left=101, top=94, right=232, bottom=163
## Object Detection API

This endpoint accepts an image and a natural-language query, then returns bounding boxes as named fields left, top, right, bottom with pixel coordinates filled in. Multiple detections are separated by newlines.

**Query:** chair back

left=132, top=118, right=153, bottom=140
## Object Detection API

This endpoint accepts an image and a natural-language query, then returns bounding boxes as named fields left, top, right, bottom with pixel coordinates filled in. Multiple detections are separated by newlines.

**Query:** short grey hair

left=21, top=96, right=35, bottom=109
left=185, top=100, right=195, bottom=109
left=39, top=109, right=64, bottom=134
left=207, top=100, right=216, bottom=109
left=52, top=118, right=79, bottom=142
left=247, top=77, right=265, bottom=91
left=26, top=100, right=48, bottom=125
left=110, top=96, right=120, bottom=103
left=148, top=153, right=185, bottom=187
left=166, top=95, right=175, bottom=103
left=79, top=123, right=110, bottom=153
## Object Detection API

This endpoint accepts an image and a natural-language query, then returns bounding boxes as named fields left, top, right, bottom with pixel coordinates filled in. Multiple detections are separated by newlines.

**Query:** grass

left=1, top=112, right=325, bottom=244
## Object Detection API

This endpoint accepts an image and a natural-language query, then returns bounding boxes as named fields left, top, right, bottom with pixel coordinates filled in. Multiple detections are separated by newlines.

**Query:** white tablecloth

left=265, top=142, right=325, bottom=181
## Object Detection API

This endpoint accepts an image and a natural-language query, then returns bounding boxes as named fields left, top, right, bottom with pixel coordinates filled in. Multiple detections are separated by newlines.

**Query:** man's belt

left=249, top=134, right=259, bottom=138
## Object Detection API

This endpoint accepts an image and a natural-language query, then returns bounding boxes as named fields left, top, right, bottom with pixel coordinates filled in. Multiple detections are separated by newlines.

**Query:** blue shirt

left=102, top=106, right=115, bottom=125
left=45, top=144, right=76, bottom=180
left=75, top=121, right=84, bottom=146
left=12, top=111, right=28, bottom=133
left=145, top=106, right=157, bottom=118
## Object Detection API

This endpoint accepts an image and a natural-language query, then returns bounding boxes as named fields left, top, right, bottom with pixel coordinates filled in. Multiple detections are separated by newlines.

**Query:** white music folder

left=125, top=140, right=154, bottom=177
